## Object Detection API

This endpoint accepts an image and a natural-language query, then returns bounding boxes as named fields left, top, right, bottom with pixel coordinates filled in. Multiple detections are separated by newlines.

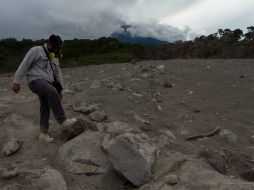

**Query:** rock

left=101, top=134, right=112, bottom=151
left=61, top=119, right=86, bottom=141
left=1, top=183, right=21, bottom=190
left=101, top=121, right=144, bottom=151
left=177, top=128, right=189, bottom=136
left=32, top=168, right=68, bottom=190
left=106, top=133, right=159, bottom=187
left=1, top=168, right=67, bottom=190
left=159, top=130, right=176, bottom=141
left=132, top=92, right=143, bottom=98
left=2, top=138, right=20, bottom=156
left=3, top=113, right=31, bottom=126
left=153, top=89, right=161, bottom=97
left=199, top=148, right=254, bottom=181
left=151, top=135, right=170, bottom=149
left=71, top=82, right=83, bottom=92
left=72, top=102, right=100, bottom=114
left=89, top=110, right=108, bottom=122
left=82, top=118, right=99, bottom=131
left=219, top=129, right=237, bottom=142
left=153, top=151, right=187, bottom=180
left=63, top=89, right=74, bottom=94
left=157, top=104, right=162, bottom=111
left=156, top=65, right=165, bottom=70
left=129, top=111, right=150, bottom=125
left=162, top=82, right=173, bottom=88
left=249, top=135, right=254, bottom=144
left=57, top=131, right=110, bottom=176
left=241, top=168, right=254, bottom=182
left=148, top=79, right=160, bottom=89
left=107, top=82, right=124, bottom=91
left=103, top=121, right=142, bottom=135
left=0, top=168, right=18, bottom=179
left=131, top=59, right=138, bottom=64
left=178, top=159, right=254, bottom=190
left=90, top=80, right=103, bottom=89
left=141, top=65, right=154, bottom=72
left=165, top=174, right=178, bottom=185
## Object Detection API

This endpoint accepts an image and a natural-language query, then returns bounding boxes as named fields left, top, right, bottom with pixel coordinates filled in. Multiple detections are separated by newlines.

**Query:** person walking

left=11, top=34, right=77, bottom=143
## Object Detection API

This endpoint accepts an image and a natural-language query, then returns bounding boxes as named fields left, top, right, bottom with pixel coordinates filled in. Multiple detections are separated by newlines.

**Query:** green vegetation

left=0, top=26, right=254, bottom=73
left=0, top=37, right=145, bottom=73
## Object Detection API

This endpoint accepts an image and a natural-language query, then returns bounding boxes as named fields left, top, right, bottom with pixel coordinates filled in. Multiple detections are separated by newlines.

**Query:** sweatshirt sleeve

left=13, top=47, right=37, bottom=84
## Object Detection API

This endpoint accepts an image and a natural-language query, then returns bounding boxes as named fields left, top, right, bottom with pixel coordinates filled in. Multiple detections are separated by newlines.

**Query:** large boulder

left=101, top=121, right=144, bottom=151
left=199, top=148, right=254, bottom=181
left=57, top=131, right=110, bottom=176
left=61, top=118, right=98, bottom=141
left=178, top=159, right=254, bottom=190
left=105, top=132, right=159, bottom=187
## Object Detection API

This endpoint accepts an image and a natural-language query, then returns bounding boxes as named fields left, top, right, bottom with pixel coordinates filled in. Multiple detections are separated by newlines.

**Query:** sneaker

left=39, top=133, right=54, bottom=143
left=61, top=118, right=78, bottom=128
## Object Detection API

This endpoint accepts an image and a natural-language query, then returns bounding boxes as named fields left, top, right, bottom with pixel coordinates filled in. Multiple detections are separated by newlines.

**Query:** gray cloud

left=0, top=0, right=252, bottom=41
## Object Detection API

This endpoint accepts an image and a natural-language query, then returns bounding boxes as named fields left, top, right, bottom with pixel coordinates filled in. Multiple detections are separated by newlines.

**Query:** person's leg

left=29, top=79, right=66, bottom=124
left=39, top=95, right=50, bottom=133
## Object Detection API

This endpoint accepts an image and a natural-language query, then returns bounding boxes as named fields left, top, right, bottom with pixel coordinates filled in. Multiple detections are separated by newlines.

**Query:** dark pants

left=29, top=79, right=66, bottom=133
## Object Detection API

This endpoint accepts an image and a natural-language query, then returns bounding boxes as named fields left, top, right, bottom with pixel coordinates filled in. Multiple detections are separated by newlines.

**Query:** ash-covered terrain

left=1, top=59, right=254, bottom=190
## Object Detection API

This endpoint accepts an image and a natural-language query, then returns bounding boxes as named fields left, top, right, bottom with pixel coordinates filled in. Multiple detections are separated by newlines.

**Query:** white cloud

left=0, top=0, right=253, bottom=41
left=161, top=0, right=254, bottom=34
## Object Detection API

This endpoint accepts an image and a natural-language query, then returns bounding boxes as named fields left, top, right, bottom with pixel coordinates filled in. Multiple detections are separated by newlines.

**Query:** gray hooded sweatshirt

left=13, top=43, right=64, bottom=89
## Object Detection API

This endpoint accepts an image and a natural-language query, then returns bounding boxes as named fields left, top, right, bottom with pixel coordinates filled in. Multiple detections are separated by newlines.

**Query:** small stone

left=72, top=83, right=83, bottom=92
left=90, top=80, right=102, bottom=89
left=159, top=130, right=176, bottom=140
left=162, top=82, right=173, bottom=88
left=165, top=174, right=178, bottom=185
left=0, top=168, right=18, bottom=179
left=219, top=129, right=237, bottom=142
left=113, top=83, right=124, bottom=91
left=63, top=89, right=74, bottom=94
left=2, top=138, right=20, bottom=156
left=72, top=102, right=100, bottom=114
left=157, top=104, right=162, bottom=111
left=89, top=110, right=108, bottom=122
left=108, top=82, right=124, bottom=91
left=249, top=135, right=254, bottom=144
left=156, top=65, right=165, bottom=70
left=132, top=92, right=143, bottom=98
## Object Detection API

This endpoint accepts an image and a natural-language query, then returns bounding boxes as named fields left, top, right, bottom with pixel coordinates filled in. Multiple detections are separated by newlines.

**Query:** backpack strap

left=42, top=46, right=57, bottom=81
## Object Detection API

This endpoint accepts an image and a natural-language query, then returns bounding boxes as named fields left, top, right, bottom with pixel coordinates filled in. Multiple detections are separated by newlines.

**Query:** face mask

left=50, top=52, right=55, bottom=60
left=50, top=52, right=63, bottom=60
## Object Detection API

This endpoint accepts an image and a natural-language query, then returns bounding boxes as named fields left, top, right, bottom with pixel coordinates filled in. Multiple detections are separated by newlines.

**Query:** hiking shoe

left=39, top=133, right=54, bottom=143
left=61, top=118, right=78, bottom=128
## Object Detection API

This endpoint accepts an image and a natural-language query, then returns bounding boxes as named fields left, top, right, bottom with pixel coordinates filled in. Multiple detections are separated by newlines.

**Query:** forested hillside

left=0, top=27, right=254, bottom=73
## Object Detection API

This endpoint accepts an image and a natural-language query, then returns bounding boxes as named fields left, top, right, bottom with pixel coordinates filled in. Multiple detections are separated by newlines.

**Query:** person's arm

left=12, top=47, right=37, bottom=93
left=13, top=47, right=37, bottom=84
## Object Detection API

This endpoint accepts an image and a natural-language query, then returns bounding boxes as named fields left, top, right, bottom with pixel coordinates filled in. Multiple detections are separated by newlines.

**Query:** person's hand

left=12, top=83, right=20, bottom=94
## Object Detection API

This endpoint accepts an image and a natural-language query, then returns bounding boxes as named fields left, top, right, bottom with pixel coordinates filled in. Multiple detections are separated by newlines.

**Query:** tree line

left=0, top=26, right=253, bottom=73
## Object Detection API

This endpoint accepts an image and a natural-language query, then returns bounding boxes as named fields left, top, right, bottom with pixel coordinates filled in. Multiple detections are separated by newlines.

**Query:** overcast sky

left=0, top=0, right=253, bottom=42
